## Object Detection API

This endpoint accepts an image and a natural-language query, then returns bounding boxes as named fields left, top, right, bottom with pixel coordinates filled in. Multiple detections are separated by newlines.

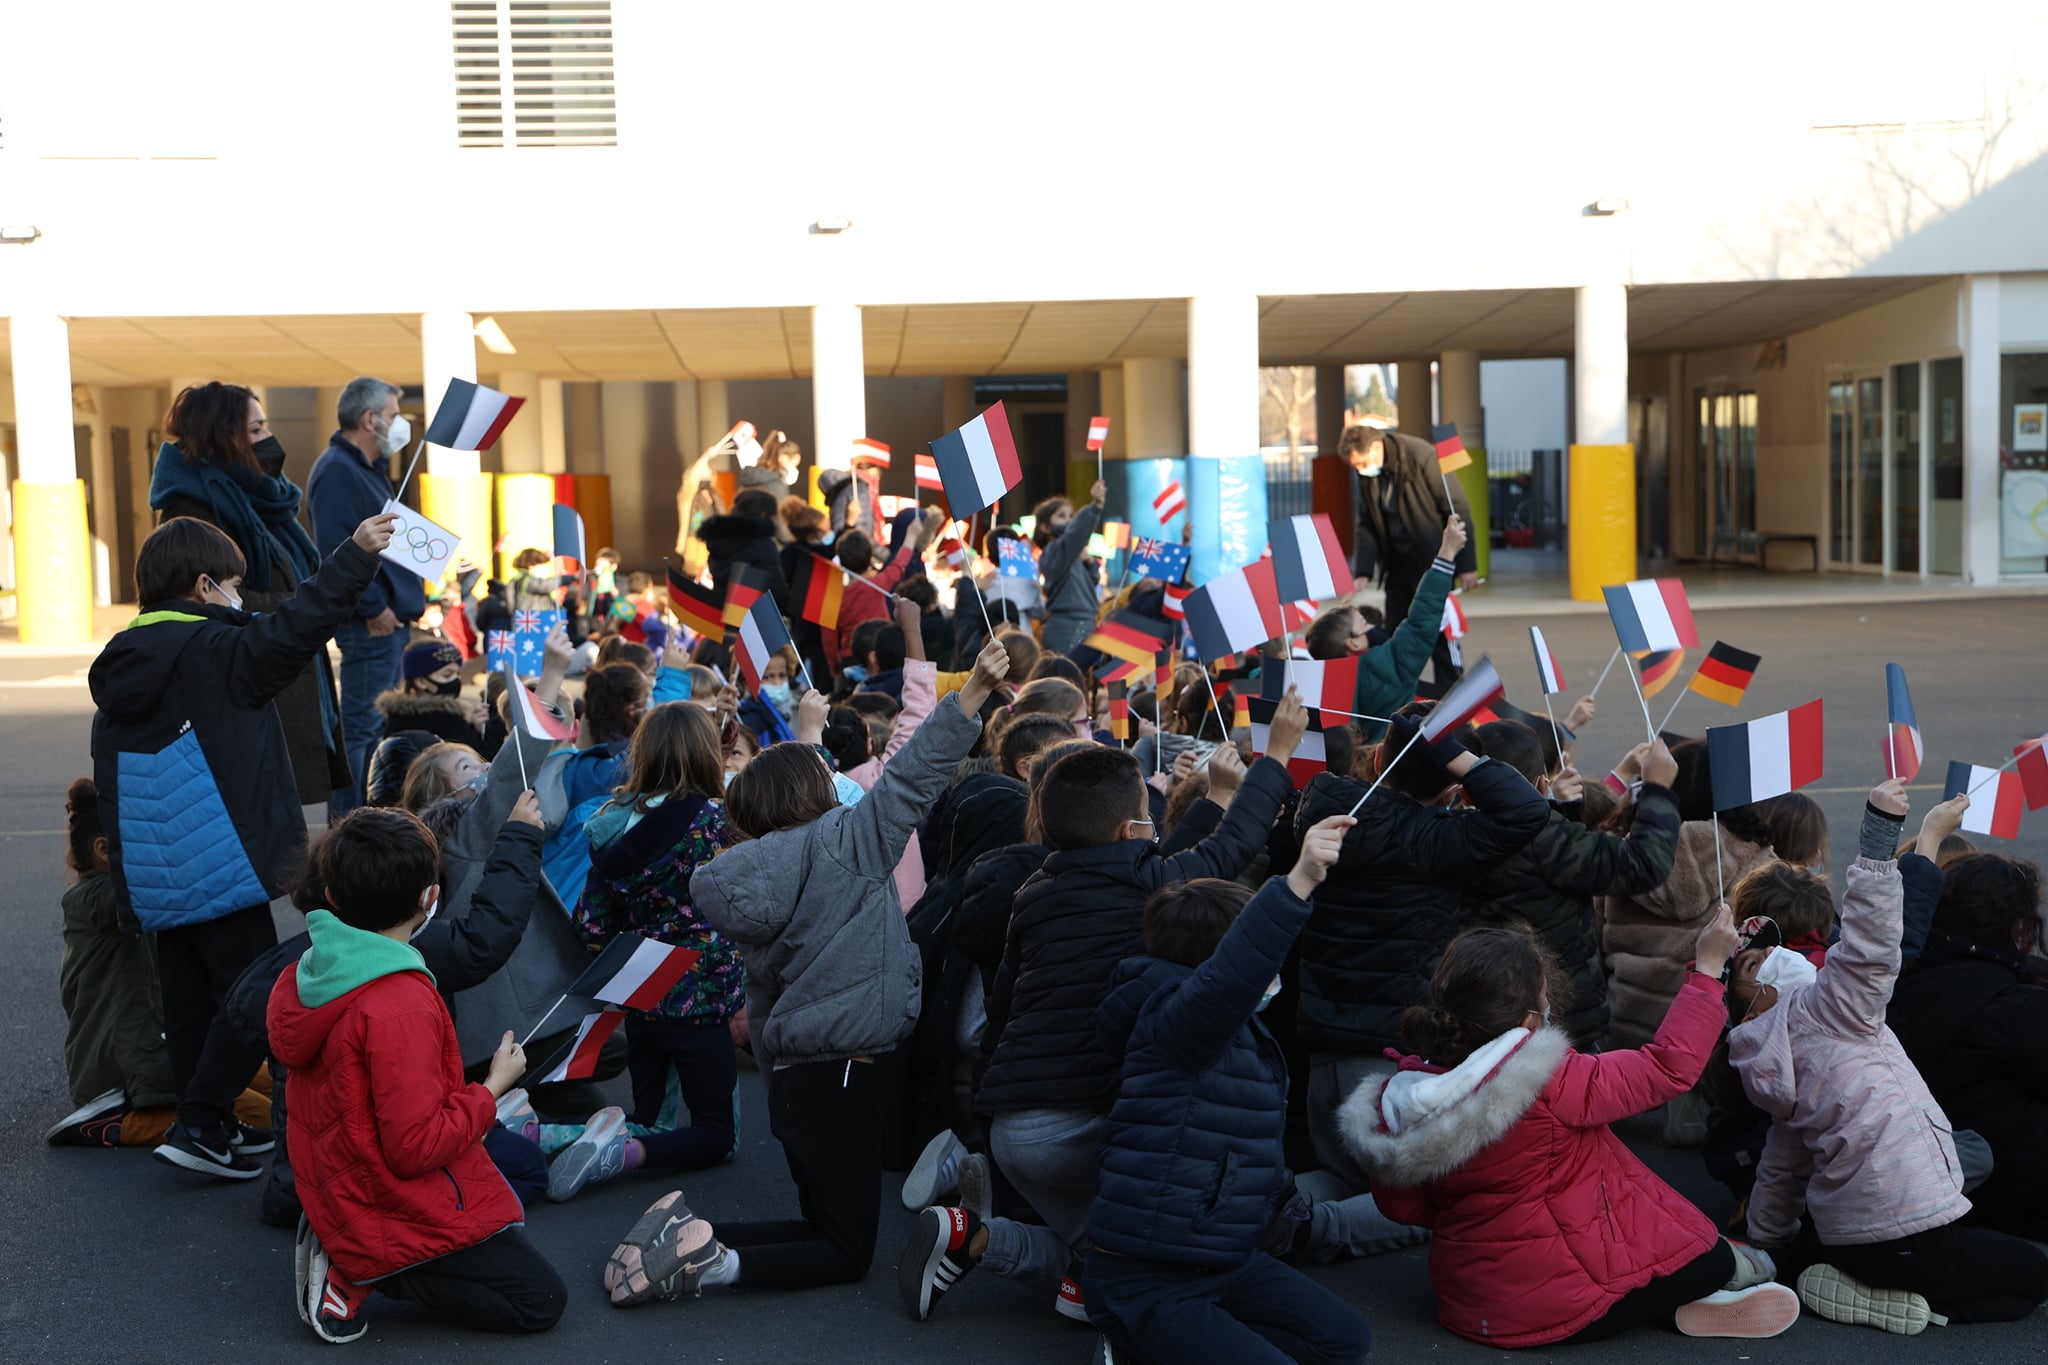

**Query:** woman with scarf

left=149, top=382, right=349, bottom=805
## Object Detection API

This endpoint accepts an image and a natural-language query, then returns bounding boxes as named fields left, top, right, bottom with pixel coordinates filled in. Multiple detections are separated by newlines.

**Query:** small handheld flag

left=1086, top=416, right=1111, bottom=452
left=1127, top=537, right=1191, bottom=585
left=568, top=933, right=704, bottom=1010
left=997, top=538, right=1038, bottom=579
left=502, top=661, right=576, bottom=743
left=1638, top=649, right=1687, bottom=700
left=1152, top=479, right=1187, bottom=525
left=1884, top=663, right=1923, bottom=782
left=1421, top=656, right=1505, bottom=741
left=852, top=437, right=892, bottom=467
left=1441, top=594, right=1468, bottom=641
left=1261, top=655, right=1359, bottom=720
left=1161, top=583, right=1188, bottom=621
left=1431, top=423, right=1473, bottom=474
left=666, top=565, right=726, bottom=643
left=723, top=563, right=773, bottom=629
left=1530, top=626, right=1567, bottom=696
left=1268, top=514, right=1356, bottom=604
left=552, top=503, right=586, bottom=573
left=1101, top=521, right=1132, bottom=552
left=791, top=552, right=845, bottom=632
left=732, top=593, right=793, bottom=691
left=1602, top=578, right=1701, bottom=654
left=1689, top=642, right=1761, bottom=706
left=1247, top=695, right=1333, bottom=789
left=1945, top=760, right=2025, bottom=839
left=1183, top=562, right=1284, bottom=662
left=378, top=500, right=461, bottom=587
left=929, top=403, right=1022, bottom=515
left=1706, top=701, right=1825, bottom=811
left=1108, top=680, right=1132, bottom=744
left=532, top=1008, right=626, bottom=1085
left=914, top=452, right=945, bottom=492
left=1085, top=610, right=1175, bottom=670
left=423, top=378, right=526, bottom=451
left=485, top=629, right=517, bottom=674
left=2014, top=738, right=2048, bottom=811
left=938, top=536, right=969, bottom=572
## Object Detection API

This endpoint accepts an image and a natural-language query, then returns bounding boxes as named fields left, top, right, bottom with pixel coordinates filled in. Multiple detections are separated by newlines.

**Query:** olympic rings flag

left=378, top=498, right=461, bottom=587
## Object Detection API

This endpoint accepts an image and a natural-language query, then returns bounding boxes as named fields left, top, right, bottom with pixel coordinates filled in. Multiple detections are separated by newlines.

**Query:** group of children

left=52, top=477, right=2048, bottom=1361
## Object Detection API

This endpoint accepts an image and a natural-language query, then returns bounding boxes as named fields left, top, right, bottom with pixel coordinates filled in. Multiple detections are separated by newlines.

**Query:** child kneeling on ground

left=1081, top=816, right=1372, bottom=1365
left=1341, top=908, right=1801, bottom=1345
left=268, top=808, right=566, bottom=1343
left=1728, top=779, right=2048, bottom=1333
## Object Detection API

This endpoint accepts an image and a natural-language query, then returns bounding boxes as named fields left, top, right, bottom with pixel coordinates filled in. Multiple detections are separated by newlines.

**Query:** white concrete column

left=941, top=375, right=975, bottom=434
left=420, top=309, right=480, bottom=475
left=1439, top=349, right=1482, bottom=446
left=1314, top=364, right=1345, bottom=454
left=538, top=378, right=567, bottom=474
left=10, top=314, right=78, bottom=483
left=496, top=371, right=542, bottom=472
left=1098, top=369, right=1126, bottom=458
left=1396, top=360, right=1435, bottom=437
left=810, top=302, right=866, bottom=469
left=1187, top=294, right=1260, bottom=458
left=696, top=378, right=730, bottom=454
left=1573, top=284, right=1629, bottom=446
left=84, top=387, right=114, bottom=605
left=1122, top=358, right=1186, bottom=458
left=1962, top=274, right=2002, bottom=585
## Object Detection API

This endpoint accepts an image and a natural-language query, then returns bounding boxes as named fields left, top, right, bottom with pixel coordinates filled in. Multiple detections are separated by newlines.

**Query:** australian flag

left=484, top=629, right=517, bottom=674
left=1128, top=536, right=1191, bottom=585
left=510, top=608, right=563, bottom=674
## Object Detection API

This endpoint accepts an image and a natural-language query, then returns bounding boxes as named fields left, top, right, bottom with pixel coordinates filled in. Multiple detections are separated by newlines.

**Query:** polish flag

left=1705, top=701, right=1826, bottom=811
left=534, top=1009, right=625, bottom=1084
left=1086, top=416, right=1111, bottom=452
left=929, top=404, right=1022, bottom=514
left=1153, top=479, right=1187, bottom=524
left=423, top=378, right=525, bottom=451
left=1945, top=761, right=2026, bottom=839
left=501, top=661, right=575, bottom=741
left=569, top=933, right=704, bottom=1010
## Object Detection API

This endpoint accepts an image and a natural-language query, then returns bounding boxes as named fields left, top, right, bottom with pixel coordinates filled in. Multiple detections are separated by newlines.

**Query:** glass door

left=1828, top=376, right=1887, bottom=569
left=1696, top=389, right=1757, bottom=559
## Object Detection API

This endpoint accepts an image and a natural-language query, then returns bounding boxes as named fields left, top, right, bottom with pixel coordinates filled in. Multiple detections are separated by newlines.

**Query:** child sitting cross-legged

left=1081, top=816, right=1373, bottom=1365
left=268, top=807, right=566, bottom=1344
left=1341, top=907, right=1803, bottom=1345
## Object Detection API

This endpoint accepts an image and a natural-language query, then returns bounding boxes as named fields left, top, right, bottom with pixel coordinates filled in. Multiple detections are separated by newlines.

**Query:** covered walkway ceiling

left=2, top=277, right=1943, bottom=387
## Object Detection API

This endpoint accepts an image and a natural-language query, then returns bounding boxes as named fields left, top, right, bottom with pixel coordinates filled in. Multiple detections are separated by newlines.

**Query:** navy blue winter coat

left=1089, top=875, right=1312, bottom=1269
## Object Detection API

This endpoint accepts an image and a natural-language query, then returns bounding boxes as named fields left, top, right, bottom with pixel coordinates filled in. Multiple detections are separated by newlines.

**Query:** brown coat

left=1600, top=819, right=1774, bottom=1049
left=1351, top=430, right=1476, bottom=582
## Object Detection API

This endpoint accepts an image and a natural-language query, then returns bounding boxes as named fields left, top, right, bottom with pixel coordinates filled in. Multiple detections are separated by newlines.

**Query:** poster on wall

left=2000, top=469, right=2048, bottom=558
left=2014, top=403, right=2048, bottom=453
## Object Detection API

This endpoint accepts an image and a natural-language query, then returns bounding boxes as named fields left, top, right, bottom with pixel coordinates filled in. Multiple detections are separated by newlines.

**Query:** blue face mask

left=842, top=665, right=869, bottom=684
left=762, top=682, right=792, bottom=706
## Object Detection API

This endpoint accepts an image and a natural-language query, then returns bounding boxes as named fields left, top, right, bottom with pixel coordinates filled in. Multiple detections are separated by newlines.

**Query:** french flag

left=1263, top=655, right=1358, bottom=719
left=1884, top=663, right=1923, bottom=782
left=914, top=452, right=945, bottom=491
left=1530, top=625, right=1566, bottom=696
left=2014, top=737, right=2048, bottom=811
left=1706, top=701, right=1825, bottom=811
left=1185, top=564, right=1280, bottom=662
left=501, top=661, right=576, bottom=741
left=570, top=933, right=704, bottom=1010
left=1421, top=655, right=1505, bottom=741
left=423, top=378, right=526, bottom=451
left=1153, top=479, right=1187, bottom=524
left=1602, top=578, right=1700, bottom=654
left=930, top=403, right=1022, bottom=514
left=1087, top=416, right=1111, bottom=452
left=733, top=593, right=793, bottom=691
left=1268, top=513, right=1355, bottom=603
left=1247, top=695, right=1330, bottom=789
left=534, top=1008, right=625, bottom=1084
left=1945, top=760, right=2026, bottom=839
left=552, top=503, right=586, bottom=573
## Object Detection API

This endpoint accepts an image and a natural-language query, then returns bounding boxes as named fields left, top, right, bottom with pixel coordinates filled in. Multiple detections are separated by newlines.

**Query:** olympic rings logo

left=398, top=519, right=450, bottom=564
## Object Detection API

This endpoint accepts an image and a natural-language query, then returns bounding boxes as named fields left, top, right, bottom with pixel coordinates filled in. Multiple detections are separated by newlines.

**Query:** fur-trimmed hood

left=1338, top=1026, right=1572, bottom=1188
left=374, top=688, right=470, bottom=722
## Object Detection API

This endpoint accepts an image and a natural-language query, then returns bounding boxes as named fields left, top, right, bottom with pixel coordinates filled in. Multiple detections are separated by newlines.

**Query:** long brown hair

left=615, top=702, right=724, bottom=811
left=1402, top=926, right=1565, bottom=1066
left=165, top=382, right=261, bottom=472
left=724, top=742, right=839, bottom=839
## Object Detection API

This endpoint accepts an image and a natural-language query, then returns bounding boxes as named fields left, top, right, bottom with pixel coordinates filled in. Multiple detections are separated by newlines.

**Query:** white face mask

left=410, top=892, right=439, bottom=941
left=378, top=413, right=411, bottom=457
left=1256, top=977, right=1282, bottom=1013
left=1756, top=946, right=1818, bottom=992
left=206, top=576, right=243, bottom=612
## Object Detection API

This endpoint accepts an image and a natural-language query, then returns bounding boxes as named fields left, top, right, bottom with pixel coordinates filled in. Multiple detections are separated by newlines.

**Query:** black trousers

left=155, top=903, right=277, bottom=1131
left=1560, top=1240, right=1734, bottom=1344
left=1772, top=1219, right=2048, bottom=1324
left=1382, top=562, right=1461, bottom=686
left=625, top=1016, right=739, bottom=1170
left=377, top=1226, right=566, bottom=1333
left=1084, top=1249, right=1370, bottom=1365
left=718, top=1058, right=880, bottom=1289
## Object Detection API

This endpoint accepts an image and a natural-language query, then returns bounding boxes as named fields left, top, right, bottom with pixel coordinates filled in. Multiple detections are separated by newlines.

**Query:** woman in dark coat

left=148, top=382, right=349, bottom=805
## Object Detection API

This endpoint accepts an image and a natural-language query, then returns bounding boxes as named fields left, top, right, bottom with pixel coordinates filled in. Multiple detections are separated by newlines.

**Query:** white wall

left=1478, top=359, right=1568, bottom=451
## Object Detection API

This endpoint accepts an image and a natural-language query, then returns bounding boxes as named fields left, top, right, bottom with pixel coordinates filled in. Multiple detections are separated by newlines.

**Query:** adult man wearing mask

left=1340, top=422, right=1476, bottom=685
left=308, top=376, right=427, bottom=815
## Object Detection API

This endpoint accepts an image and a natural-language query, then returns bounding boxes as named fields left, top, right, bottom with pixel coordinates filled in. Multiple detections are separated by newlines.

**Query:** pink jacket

left=844, top=660, right=935, bottom=908
left=1731, top=857, right=1971, bottom=1248
left=1341, top=973, right=1724, bottom=1347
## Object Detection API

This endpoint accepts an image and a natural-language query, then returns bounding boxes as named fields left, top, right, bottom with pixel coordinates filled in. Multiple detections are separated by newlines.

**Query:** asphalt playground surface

left=2, top=595, right=2047, bottom=1362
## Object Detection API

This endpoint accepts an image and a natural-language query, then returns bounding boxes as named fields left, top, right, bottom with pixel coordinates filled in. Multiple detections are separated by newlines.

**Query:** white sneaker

left=901, top=1129, right=969, bottom=1210
left=1797, top=1263, right=1946, bottom=1335
left=1674, top=1283, right=1801, bottom=1338
left=1724, top=1241, right=1778, bottom=1290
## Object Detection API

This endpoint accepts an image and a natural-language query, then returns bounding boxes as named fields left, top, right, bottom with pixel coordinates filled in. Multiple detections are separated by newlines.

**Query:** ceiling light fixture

left=812, top=213, right=853, bottom=234
left=1584, top=198, right=1631, bottom=217
left=0, top=224, right=42, bottom=245
left=473, top=315, right=517, bottom=354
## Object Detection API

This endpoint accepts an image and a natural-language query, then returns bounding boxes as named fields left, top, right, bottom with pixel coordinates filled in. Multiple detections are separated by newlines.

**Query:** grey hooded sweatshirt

left=693, top=694, right=982, bottom=1070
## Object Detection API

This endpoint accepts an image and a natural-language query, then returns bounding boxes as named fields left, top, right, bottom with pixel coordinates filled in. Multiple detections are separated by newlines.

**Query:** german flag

left=1085, top=609, right=1174, bottom=670
left=723, top=563, right=772, bottom=629
left=1638, top=648, right=1686, bottom=699
left=1689, top=642, right=1761, bottom=706
left=666, top=564, right=724, bottom=642
left=1232, top=686, right=1252, bottom=731
left=1099, top=656, right=1145, bottom=684
left=1108, top=680, right=1132, bottom=743
left=1432, top=422, right=1473, bottom=474
left=1155, top=652, right=1176, bottom=710
left=790, top=552, right=844, bottom=631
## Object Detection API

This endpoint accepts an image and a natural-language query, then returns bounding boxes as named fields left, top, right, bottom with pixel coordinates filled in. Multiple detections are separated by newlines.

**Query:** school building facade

left=3, top=1, right=2048, bottom=642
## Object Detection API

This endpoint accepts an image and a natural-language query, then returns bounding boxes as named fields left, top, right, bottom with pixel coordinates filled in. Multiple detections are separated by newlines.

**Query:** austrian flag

left=569, top=933, right=704, bottom=1010
left=1153, top=480, right=1187, bottom=525
left=914, top=452, right=945, bottom=492
left=1087, top=416, right=1111, bottom=452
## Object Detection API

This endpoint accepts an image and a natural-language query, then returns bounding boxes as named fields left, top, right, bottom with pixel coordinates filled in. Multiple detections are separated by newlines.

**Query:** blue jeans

left=1085, top=1248, right=1370, bottom=1365
left=331, top=618, right=406, bottom=812
left=982, top=1107, right=1104, bottom=1295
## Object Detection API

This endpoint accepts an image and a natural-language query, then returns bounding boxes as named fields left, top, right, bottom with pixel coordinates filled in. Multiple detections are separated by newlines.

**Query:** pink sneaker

left=1675, top=1283, right=1800, bottom=1338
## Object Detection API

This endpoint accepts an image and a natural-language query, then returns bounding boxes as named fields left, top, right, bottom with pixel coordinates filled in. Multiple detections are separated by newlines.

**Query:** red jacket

left=1340, top=973, right=1725, bottom=1347
left=826, top=539, right=918, bottom=671
left=268, top=954, right=521, bottom=1283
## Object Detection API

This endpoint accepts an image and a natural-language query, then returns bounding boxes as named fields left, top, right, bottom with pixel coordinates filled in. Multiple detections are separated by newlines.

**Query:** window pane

left=1892, top=363, right=1920, bottom=573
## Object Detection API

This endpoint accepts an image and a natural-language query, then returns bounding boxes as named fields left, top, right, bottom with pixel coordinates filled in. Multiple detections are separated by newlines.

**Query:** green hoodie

left=296, top=908, right=436, bottom=1009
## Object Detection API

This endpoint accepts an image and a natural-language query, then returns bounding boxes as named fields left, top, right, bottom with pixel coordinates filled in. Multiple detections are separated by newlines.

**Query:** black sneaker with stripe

left=154, top=1124, right=264, bottom=1180
left=899, top=1205, right=979, bottom=1321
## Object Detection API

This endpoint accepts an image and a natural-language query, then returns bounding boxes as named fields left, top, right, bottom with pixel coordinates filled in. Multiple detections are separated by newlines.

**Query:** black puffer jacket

left=1292, top=758, right=1549, bottom=1057
left=698, top=512, right=791, bottom=612
left=374, top=690, right=490, bottom=755
left=1461, top=787, right=1681, bottom=1046
left=1889, top=943, right=2048, bottom=1238
left=977, top=757, right=1292, bottom=1115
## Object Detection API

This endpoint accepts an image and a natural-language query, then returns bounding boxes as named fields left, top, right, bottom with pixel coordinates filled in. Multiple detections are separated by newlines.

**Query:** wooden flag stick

left=1349, top=724, right=1427, bottom=817
left=1589, top=646, right=1624, bottom=701
left=1622, top=652, right=1657, bottom=745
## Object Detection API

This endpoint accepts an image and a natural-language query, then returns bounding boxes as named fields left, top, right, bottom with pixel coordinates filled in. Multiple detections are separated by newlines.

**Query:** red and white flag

left=2016, top=737, right=2048, bottom=811
left=938, top=536, right=969, bottom=571
left=1945, top=761, right=2026, bottom=839
left=851, top=437, right=892, bottom=468
left=501, top=661, right=576, bottom=741
left=1153, top=479, right=1187, bottom=524
left=1422, top=656, right=1505, bottom=741
left=1086, top=416, right=1111, bottom=452
left=533, top=1008, right=625, bottom=1084
left=1161, top=582, right=1188, bottom=620
left=1264, top=655, right=1359, bottom=718
left=914, top=451, right=945, bottom=492
left=423, top=378, right=526, bottom=451
left=569, top=933, right=703, bottom=1010
left=1441, top=594, right=1468, bottom=641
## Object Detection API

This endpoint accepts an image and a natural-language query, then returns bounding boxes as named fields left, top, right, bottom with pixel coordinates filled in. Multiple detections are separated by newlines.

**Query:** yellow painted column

left=495, top=473, right=555, bottom=580
left=11, top=480, right=92, bottom=643
left=1568, top=444, right=1636, bottom=601
left=419, top=473, right=494, bottom=592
